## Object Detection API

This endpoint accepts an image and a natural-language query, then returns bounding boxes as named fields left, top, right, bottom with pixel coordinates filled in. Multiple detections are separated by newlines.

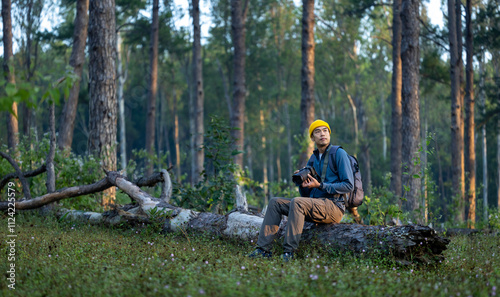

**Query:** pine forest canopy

left=1, top=0, right=500, bottom=227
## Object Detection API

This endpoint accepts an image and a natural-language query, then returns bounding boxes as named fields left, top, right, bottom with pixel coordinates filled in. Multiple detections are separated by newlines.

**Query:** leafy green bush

left=172, top=115, right=241, bottom=213
left=488, top=209, right=500, bottom=231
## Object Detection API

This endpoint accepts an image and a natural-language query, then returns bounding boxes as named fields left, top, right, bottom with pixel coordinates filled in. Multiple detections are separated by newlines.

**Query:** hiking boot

left=248, top=247, right=272, bottom=259
left=348, top=207, right=363, bottom=224
left=280, top=252, right=294, bottom=262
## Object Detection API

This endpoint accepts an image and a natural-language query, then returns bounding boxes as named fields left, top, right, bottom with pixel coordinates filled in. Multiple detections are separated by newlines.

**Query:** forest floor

left=0, top=212, right=499, bottom=297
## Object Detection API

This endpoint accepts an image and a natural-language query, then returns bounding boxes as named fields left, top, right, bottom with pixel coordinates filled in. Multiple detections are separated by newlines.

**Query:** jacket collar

left=313, top=143, right=332, bottom=159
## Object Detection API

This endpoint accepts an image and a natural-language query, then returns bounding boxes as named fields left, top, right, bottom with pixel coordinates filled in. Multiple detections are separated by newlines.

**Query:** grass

left=1, top=212, right=499, bottom=297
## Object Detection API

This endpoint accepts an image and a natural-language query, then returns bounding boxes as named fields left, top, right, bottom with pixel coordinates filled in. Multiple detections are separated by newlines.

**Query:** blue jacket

left=299, top=144, right=354, bottom=210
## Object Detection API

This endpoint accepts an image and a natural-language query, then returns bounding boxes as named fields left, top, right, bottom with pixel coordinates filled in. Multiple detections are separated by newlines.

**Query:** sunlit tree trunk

left=299, top=0, right=315, bottom=167
left=88, top=0, right=117, bottom=207
left=145, top=0, right=159, bottom=176
left=260, top=107, right=268, bottom=204
left=58, top=0, right=89, bottom=151
left=2, top=0, right=18, bottom=150
left=448, top=0, right=465, bottom=222
left=172, top=69, right=181, bottom=182
left=401, top=0, right=421, bottom=215
left=464, top=0, right=475, bottom=228
left=192, top=0, right=204, bottom=182
left=390, top=0, right=403, bottom=198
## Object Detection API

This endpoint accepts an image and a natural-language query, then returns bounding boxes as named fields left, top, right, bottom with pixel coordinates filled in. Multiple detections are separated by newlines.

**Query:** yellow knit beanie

left=308, top=120, right=331, bottom=138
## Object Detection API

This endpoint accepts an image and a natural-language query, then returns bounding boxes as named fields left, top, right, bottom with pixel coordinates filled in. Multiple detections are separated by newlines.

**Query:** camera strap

left=321, top=145, right=331, bottom=181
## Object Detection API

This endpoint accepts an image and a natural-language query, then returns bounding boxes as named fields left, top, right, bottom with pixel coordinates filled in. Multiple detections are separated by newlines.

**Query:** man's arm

left=320, top=148, right=354, bottom=194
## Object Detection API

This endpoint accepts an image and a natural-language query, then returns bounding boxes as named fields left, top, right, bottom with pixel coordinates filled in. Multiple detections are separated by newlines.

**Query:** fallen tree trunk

left=2, top=170, right=450, bottom=264
left=0, top=170, right=171, bottom=211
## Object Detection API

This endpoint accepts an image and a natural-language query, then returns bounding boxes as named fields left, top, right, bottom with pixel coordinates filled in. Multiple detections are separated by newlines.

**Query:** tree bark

left=390, top=0, right=403, bottom=198
left=401, top=0, right=421, bottom=215
left=448, top=0, right=465, bottom=222
left=58, top=0, right=89, bottom=151
left=192, top=0, right=204, bottom=182
left=299, top=0, right=316, bottom=168
left=464, top=0, right=475, bottom=228
left=230, top=0, right=248, bottom=169
left=88, top=0, right=117, bottom=207
left=145, top=0, right=159, bottom=176
left=2, top=0, right=18, bottom=150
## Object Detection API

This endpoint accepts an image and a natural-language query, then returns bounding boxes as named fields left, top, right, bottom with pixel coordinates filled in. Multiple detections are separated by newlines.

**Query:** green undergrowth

left=1, top=213, right=499, bottom=297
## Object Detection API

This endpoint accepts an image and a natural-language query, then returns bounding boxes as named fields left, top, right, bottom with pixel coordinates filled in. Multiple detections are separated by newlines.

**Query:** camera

left=292, top=165, right=321, bottom=186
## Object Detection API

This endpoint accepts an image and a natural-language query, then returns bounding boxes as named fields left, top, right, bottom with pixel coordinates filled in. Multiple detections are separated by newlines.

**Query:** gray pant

left=257, top=197, right=344, bottom=253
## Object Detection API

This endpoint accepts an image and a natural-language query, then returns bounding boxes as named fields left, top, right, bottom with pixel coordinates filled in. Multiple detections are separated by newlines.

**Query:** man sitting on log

left=248, top=119, right=355, bottom=262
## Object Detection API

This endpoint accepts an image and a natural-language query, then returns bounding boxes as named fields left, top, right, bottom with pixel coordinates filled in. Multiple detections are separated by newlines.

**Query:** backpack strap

left=321, top=145, right=332, bottom=180
left=328, top=145, right=342, bottom=172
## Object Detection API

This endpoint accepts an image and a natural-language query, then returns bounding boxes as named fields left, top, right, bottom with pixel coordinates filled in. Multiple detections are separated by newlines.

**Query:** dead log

left=0, top=170, right=171, bottom=211
left=0, top=177, right=112, bottom=210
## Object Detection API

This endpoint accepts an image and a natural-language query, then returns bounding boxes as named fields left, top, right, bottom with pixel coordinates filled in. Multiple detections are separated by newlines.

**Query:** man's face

left=311, top=126, right=330, bottom=147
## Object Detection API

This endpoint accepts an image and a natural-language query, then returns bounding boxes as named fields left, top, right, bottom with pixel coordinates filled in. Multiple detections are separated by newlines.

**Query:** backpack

left=326, top=145, right=364, bottom=208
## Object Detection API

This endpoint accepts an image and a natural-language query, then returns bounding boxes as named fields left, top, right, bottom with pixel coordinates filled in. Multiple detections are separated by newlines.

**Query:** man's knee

left=290, top=197, right=307, bottom=211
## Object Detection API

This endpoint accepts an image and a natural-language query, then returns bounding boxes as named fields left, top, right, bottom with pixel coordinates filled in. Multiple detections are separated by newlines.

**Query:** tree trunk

left=46, top=102, right=56, bottom=194
left=479, top=51, right=487, bottom=222
left=464, top=0, right=475, bottom=228
left=117, top=31, right=130, bottom=173
left=230, top=0, right=248, bottom=169
left=401, top=0, right=421, bottom=215
left=58, top=0, right=89, bottom=151
left=390, top=0, right=403, bottom=198
left=88, top=0, right=117, bottom=207
left=192, top=0, right=204, bottom=182
left=448, top=0, right=465, bottom=222
left=299, top=0, right=315, bottom=168
left=172, top=70, right=181, bottom=182
left=381, top=92, right=387, bottom=161
left=145, top=0, right=159, bottom=176
left=285, top=102, right=293, bottom=180
left=260, top=107, right=268, bottom=203
left=496, top=53, right=500, bottom=211
left=2, top=0, right=18, bottom=150
left=188, top=62, right=196, bottom=185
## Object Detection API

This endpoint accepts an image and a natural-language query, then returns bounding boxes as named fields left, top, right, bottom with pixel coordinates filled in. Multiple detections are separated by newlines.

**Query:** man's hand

left=301, top=174, right=320, bottom=188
